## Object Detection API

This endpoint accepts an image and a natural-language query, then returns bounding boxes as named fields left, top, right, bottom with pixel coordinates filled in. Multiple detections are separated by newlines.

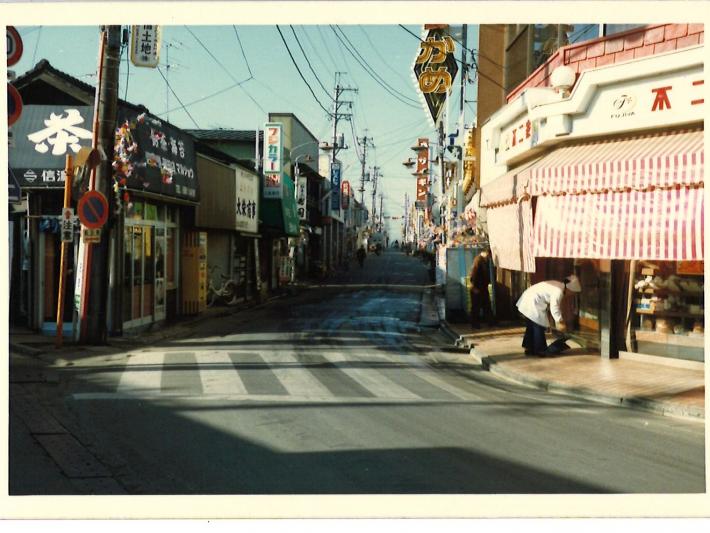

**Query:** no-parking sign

left=7, top=83, right=23, bottom=126
left=77, top=190, right=109, bottom=230
left=7, top=26, right=23, bottom=66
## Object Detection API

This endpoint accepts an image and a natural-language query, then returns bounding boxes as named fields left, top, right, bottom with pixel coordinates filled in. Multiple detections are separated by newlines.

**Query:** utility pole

left=329, top=72, right=356, bottom=266
left=357, top=132, right=374, bottom=205
left=84, top=25, right=121, bottom=344
left=370, top=165, right=380, bottom=229
left=378, top=193, right=384, bottom=231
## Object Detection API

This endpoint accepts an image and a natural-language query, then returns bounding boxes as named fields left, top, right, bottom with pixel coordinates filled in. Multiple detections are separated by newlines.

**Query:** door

left=154, top=226, right=166, bottom=320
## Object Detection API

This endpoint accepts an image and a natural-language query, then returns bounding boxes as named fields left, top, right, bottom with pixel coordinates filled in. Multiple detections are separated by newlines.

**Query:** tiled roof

left=186, top=129, right=263, bottom=142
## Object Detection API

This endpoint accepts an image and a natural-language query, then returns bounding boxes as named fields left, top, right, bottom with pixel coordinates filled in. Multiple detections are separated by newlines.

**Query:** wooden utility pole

left=82, top=25, right=122, bottom=344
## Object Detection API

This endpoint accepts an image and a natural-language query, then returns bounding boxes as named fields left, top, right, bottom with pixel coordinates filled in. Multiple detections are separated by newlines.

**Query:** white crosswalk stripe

left=197, top=351, right=248, bottom=396
left=264, top=352, right=333, bottom=399
left=115, top=352, right=165, bottom=395
left=323, top=352, right=421, bottom=400
left=70, top=349, right=482, bottom=403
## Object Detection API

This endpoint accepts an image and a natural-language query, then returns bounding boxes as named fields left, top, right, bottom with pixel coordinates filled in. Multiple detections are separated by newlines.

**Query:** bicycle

left=207, top=270, right=238, bottom=307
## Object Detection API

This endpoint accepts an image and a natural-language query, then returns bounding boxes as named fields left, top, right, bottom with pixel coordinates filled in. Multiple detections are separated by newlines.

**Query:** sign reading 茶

left=413, top=25, right=458, bottom=126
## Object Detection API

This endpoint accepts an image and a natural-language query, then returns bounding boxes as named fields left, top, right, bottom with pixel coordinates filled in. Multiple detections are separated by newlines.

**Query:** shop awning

left=259, top=174, right=300, bottom=237
left=530, top=129, right=704, bottom=261
left=480, top=156, right=542, bottom=207
left=487, top=198, right=536, bottom=273
left=528, top=129, right=704, bottom=196
left=534, top=187, right=704, bottom=261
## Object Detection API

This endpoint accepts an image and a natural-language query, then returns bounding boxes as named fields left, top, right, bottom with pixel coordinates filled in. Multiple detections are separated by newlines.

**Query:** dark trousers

left=522, top=317, right=547, bottom=354
left=471, top=287, right=494, bottom=327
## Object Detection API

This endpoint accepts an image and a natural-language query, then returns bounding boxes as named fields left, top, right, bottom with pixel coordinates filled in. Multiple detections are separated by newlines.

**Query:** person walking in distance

left=356, top=245, right=366, bottom=268
left=470, top=248, right=494, bottom=328
left=516, top=275, right=582, bottom=356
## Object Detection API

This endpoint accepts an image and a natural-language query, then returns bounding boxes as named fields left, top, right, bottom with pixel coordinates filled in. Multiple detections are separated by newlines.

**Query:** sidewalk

left=440, top=319, right=705, bottom=420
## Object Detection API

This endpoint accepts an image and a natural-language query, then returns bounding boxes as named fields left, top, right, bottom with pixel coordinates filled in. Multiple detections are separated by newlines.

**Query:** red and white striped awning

left=481, top=128, right=704, bottom=266
left=528, top=129, right=704, bottom=196
left=534, top=187, right=704, bottom=260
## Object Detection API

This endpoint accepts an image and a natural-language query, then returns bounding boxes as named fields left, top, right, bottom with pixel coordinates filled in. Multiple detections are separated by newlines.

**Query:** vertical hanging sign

left=412, top=25, right=459, bottom=127
left=296, top=176, right=308, bottom=220
left=330, top=161, right=341, bottom=212
left=413, top=137, right=430, bottom=208
left=130, top=25, right=162, bottom=68
left=263, top=122, right=283, bottom=199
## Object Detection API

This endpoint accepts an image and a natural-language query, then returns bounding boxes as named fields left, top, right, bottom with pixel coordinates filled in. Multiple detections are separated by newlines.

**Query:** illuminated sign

left=263, top=122, right=283, bottom=199
left=413, top=25, right=458, bottom=126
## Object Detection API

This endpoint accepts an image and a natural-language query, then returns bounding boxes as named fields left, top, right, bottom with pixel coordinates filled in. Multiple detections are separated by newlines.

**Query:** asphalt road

left=44, top=250, right=705, bottom=494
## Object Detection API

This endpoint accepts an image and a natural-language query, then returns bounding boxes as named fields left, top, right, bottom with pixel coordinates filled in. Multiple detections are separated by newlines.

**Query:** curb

left=9, top=342, right=43, bottom=357
left=475, top=347, right=704, bottom=420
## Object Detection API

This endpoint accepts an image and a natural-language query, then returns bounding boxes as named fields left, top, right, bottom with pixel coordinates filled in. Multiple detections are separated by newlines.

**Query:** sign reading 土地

left=413, top=25, right=458, bottom=127
left=130, top=25, right=161, bottom=68
left=263, top=123, right=283, bottom=199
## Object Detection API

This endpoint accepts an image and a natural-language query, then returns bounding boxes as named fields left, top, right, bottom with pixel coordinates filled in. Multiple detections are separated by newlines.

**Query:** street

left=13, top=250, right=704, bottom=495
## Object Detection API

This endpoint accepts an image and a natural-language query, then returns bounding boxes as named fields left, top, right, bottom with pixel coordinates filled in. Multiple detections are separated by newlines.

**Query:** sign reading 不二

left=413, top=25, right=458, bottom=127
left=263, top=123, right=283, bottom=199
left=330, top=162, right=341, bottom=212
left=130, top=25, right=161, bottom=68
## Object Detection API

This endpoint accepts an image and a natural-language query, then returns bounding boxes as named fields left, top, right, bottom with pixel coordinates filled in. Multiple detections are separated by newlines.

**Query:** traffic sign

left=61, top=208, right=75, bottom=243
left=7, top=26, right=23, bottom=67
left=7, top=83, right=22, bottom=126
left=81, top=228, right=101, bottom=244
left=77, top=190, right=109, bottom=229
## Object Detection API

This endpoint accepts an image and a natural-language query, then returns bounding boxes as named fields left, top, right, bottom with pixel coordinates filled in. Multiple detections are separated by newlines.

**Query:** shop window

left=630, top=260, right=704, bottom=362
left=144, top=203, right=158, bottom=221
left=166, top=228, right=176, bottom=288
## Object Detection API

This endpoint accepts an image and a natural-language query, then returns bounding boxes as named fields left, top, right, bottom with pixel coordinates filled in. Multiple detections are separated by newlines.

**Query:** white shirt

left=516, top=280, right=565, bottom=327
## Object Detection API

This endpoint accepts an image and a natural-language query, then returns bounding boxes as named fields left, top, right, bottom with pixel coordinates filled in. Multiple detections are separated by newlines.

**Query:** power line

left=316, top=25, right=340, bottom=71
left=358, top=25, right=414, bottom=88
left=332, top=25, right=420, bottom=109
left=184, top=25, right=266, bottom=115
left=398, top=24, right=505, bottom=91
left=276, top=25, right=332, bottom=117
left=160, top=81, right=243, bottom=115
left=156, top=66, right=200, bottom=128
left=290, top=25, right=333, bottom=101
left=232, top=25, right=253, bottom=78
left=301, top=26, right=335, bottom=80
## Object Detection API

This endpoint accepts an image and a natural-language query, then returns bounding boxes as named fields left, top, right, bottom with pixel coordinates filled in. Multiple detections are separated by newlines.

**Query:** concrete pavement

left=439, top=314, right=704, bottom=420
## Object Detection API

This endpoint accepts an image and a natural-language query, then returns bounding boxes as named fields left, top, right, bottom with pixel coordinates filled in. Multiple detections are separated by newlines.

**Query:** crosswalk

left=70, top=349, right=484, bottom=403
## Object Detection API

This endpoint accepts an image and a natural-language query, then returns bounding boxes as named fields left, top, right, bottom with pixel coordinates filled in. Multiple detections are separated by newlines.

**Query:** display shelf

left=635, top=309, right=704, bottom=318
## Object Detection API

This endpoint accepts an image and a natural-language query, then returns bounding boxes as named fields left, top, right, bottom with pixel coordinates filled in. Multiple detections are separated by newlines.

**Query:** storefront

left=480, top=41, right=704, bottom=361
left=194, top=149, right=260, bottom=304
left=113, top=107, right=199, bottom=331
left=259, top=174, right=300, bottom=290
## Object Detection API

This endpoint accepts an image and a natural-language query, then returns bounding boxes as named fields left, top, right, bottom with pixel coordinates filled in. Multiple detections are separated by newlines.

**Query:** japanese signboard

left=413, top=25, right=458, bottom=127
left=330, top=161, right=341, bottom=212
left=81, top=227, right=101, bottom=244
left=235, top=166, right=259, bottom=234
left=9, top=105, right=93, bottom=188
left=341, top=180, right=351, bottom=210
left=116, top=107, right=199, bottom=201
left=296, top=175, right=308, bottom=221
left=61, top=208, right=75, bottom=243
left=281, top=174, right=300, bottom=236
left=263, top=122, right=283, bottom=199
left=414, top=137, right=430, bottom=207
left=130, top=25, right=161, bottom=68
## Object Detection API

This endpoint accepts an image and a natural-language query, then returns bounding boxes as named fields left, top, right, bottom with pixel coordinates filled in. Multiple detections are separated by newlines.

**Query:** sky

left=11, top=24, right=480, bottom=238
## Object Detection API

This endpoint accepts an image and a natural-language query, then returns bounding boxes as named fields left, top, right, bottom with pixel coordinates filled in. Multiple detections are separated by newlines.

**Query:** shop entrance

left=122, top=221, right=167, bottom=328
